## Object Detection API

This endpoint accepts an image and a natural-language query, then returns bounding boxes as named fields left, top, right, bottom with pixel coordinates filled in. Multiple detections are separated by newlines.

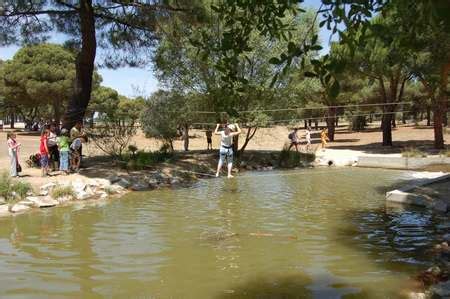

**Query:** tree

left=87, top=86, right=120, bottom=127
left=388, top=0, right=450, bottom=148
left=154, top=6, right=319, bottom=154
left=141, top=90, right=185, bottom=151
left=0, top=44, right=75, bottom=125
left=0, top=1, right=203, bottom=128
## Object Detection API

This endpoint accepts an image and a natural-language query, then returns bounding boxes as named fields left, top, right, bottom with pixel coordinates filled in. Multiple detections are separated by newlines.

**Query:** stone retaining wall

left=358, top=156, right=450, bottom=169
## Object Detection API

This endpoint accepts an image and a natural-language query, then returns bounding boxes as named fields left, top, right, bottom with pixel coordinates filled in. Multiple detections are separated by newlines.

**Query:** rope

left=190, top=110, right=413, bottom=126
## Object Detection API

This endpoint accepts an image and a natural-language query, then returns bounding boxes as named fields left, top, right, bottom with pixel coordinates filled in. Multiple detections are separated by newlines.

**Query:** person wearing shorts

left=288, top=128, right=300, bottom=152
left=214, top=123, right=241, bottom=178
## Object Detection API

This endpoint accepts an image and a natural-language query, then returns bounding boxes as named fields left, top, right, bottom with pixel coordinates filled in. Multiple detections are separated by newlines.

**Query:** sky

left=0, top=0, right=329, bottom=98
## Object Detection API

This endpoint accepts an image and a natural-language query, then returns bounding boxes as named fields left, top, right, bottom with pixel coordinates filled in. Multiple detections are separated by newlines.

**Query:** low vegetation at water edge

left=0, top=172, right=32, bottom=201
left=50, top=185, right=75, bottom=199
left=401, top=148, right=427, bottom=158
left=278, top=146, right=316, bottom=168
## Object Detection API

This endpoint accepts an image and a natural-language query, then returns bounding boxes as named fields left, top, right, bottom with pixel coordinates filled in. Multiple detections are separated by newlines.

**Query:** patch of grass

left=439, top=150, right=450, bottom=157
left=401, top=147, right=427, bottom=158
left=51, top=185, right=75, bottom=199
left=0, top=172, right=12, bottom=200
left=104, top=186, right=117, bottom=195
left=278, top=145, right=315, bottom=168
left=0, top=171, right=31, bottom=201
left=124, top=150, right=175, bottom=170
left=11, top=181, right=32, bottom=199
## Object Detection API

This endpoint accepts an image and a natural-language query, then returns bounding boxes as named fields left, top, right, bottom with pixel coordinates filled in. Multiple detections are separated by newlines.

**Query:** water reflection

left=0, top=168, right=446, bottom=298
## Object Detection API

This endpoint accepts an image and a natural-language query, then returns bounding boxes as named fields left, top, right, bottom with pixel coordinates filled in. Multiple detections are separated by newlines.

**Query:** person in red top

left=40, top=129, right=50, bottom=177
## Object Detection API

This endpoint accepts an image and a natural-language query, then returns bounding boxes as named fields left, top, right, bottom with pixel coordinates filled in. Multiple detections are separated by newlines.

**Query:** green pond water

left=0, top=168, right=448, bottom=298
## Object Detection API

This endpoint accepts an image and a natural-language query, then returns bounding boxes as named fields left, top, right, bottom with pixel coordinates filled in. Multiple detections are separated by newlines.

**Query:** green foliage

left=0, top=172, right=12, bottom=200
left=0, top=172, right=32, bottom=201
left=141, top=91, right=185, bottom=149
left=0, top=44, right=75, bottom=121
left=401, top=148, right=427, bottom=158
left=124, top=150, right=174, bottom=170
left=278, top=145, right=315, bottom=168
left=51, top=185, right=75, bottom=199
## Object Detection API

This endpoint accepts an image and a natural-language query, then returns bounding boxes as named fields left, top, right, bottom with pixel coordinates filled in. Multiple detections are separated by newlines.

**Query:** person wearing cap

left=214, top=123, right=241, bottom=178
left=57, top=128, right=70, bottom=174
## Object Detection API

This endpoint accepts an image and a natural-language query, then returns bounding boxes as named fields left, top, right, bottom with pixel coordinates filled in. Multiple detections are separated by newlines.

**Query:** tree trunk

left=62, top=0, right=96, bottom=129
left=304, top=120, right=307, bottom=129
left=391, top=115, right=396, bottom=128
left=426, top=105, right=431, bottom=126
left=434, top=62, right=450, bottom=149
left=53, top=99, right=61, bottom=126
left=9, top=112, right=15, bottom=129
left=308, top=119, right=312, bottom=127
left=326, top=107, right=336, bottom=141
left=239, top=127, right=257, bottom=156
left=314, top=120, right=318, bottom=130
left=335, top=116, right=339, bottom=127
left=183, top=123, right=189, bottom=151
left=381, top=113, right=393, bottom=146
left=232, top=135, right=239, bottom=156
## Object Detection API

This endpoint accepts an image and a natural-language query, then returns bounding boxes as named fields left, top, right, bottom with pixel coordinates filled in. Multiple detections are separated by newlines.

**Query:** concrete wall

left=357, top=156, right=450, bottom=170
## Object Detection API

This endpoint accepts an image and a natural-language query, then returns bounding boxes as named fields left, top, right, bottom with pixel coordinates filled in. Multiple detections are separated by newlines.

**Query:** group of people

left=6, top=121, right=87, bottom=178
left=288, top=127, right=330, bottom=152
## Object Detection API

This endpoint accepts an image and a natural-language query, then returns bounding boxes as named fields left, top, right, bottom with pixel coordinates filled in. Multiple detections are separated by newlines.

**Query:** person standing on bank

left=206, top=129, right=213, bottom=150
left=214, top=123, right=241, bottom=178
left=7, top=133, right=21, bottom=177
left=47, top=123, right=59, bottom=171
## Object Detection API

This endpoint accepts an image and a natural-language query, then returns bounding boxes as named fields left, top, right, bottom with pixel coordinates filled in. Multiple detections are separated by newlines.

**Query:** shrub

left=278, top=145, right=315, bottom=168
left=11, top=181, right=32, bottom=199
left=0, top=172, right=31, bottom=201
left=0, top=172, right=12, bottom=200
left=86, top=115, right=137, bottom=159
left=125, top=150, right=175, bottom=170
left=401, top=147, right=427, bottom=158
left=51, top=185, right=75, bottom=199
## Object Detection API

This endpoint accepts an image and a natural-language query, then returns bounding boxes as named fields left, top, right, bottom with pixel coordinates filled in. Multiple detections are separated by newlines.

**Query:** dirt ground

left=0, top=121, right=448, bottom=188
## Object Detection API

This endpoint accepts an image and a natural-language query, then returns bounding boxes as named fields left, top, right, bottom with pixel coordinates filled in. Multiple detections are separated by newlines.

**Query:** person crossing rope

left=214, top=123, right=241, bottom=178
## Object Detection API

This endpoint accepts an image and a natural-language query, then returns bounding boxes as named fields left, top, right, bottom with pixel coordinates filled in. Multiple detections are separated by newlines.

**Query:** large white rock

left=108, top=185, right=125, bottom=194
left=10, top=203, right=31, bottom=213
left=95, top=178, right=111, bottom=188
left=0, top=205, right=10, bottom=216
left=75, top=190, right=91, bottom=200
left=18, top=199, right=35, bottom=207
left=97, top=191, right=108, bottom=199
left=57, top=195, right=72, bottom=203
left=72, top=179, right=87, bottom=193
left=26, top=196, right=58, bottom=208
left=40, top=182, right=56, bottom=195
left=0, top=196, right=6, bottom=205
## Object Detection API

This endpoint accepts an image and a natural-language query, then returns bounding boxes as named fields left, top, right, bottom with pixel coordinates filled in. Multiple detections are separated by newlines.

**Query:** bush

left=124, top=150, right=175, bottom=170
left=86, top=115, right=137, bottom=159
left=0, top=172, right=12, bottom=200
left=51, top=185, right=75, bottom=199
left=278, top=145, right=315, bottom=168
left=401, top=147, right=427, bottom=158
left=11, top=181, right=32, bottom=199
left=0, top=172, right=31, bottom=201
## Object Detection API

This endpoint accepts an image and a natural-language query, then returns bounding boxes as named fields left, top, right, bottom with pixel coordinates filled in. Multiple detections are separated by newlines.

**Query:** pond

left=0, top=168, right=448, bottom=298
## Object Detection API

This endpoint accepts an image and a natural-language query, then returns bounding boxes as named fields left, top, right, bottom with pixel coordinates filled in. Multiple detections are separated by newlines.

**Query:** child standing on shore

left=40, top=129, right=50, bottom=177
left=57, top=128, right=70, bottom=174
left=7, top=133, right=21, bottom=177
left=320, top=128, right=329, bottom=150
